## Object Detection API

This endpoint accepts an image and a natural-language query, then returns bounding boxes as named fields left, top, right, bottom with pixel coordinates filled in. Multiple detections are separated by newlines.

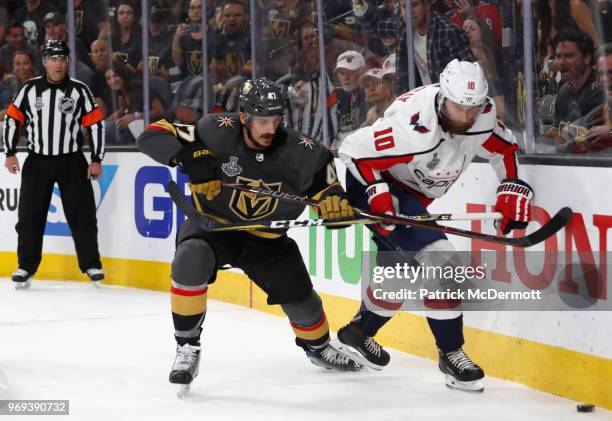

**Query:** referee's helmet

left=41, top=39, right=70, bottom=58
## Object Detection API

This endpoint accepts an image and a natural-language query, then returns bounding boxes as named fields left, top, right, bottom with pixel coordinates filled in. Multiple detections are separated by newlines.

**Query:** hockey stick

left=222, top=183, right=571, bottom=247
left=167, top=181, right=373, bottom=231
left=169, top=182, right=573, bottom=247
left=223, top=183, right=503, bottom=222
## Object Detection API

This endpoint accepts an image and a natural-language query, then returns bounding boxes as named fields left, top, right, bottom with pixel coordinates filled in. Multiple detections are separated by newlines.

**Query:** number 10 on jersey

left=374, top=127, right=394, bottom=151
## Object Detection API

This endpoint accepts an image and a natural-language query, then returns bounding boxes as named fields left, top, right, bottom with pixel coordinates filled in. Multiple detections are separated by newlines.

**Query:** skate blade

left=444, top=375, right=484, bottom=393
left=334, top=341, right=386, bottom=371
left=92, top=281, right=102, bottom=289
left=177, top=384, right=191, bottom=399
left=13, top=279, right=32, bottom=290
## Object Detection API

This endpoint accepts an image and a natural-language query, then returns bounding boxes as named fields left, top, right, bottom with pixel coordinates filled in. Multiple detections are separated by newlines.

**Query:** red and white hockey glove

left=494, top=178, right=534, bottom=235
left=366, top=181, right=396, bottom=236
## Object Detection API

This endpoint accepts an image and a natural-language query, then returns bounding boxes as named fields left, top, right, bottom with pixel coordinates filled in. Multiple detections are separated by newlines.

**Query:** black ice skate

left=297, top=339, right=363, bottom=372
left=12, top=269, right=32, bottom=290
left=336, top=323, right=390, bottom=370
left=438, top=348, right=484, bottom=393
left=169, top=343, right=201, bottom=398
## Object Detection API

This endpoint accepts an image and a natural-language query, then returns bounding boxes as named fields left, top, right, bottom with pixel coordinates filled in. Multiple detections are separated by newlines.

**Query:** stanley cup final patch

left=222, top=156, right=243, bottom=177
left=58, top=96, right=76, bottom=114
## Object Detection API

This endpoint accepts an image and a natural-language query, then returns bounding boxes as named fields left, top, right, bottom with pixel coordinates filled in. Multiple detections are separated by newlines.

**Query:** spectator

left=352, top=0, right=475, bottom=92
left=111, top=0, right=143, bottom=73
left=43, top=12, right=91, bottom=67
left=0, top=57, right=17, bottom=122
left=0, top=23, right=42, bottom=74
left=359, top=68, right=393, bottom=127
left=58, top=0, right=110, bottom=50
left=148, top=9, right=174, bottom=80
left=11, top=50, right=38, bottom=87
left=447, top=0, right=503, bottom=46
left=285, top=21, right=337, bottom=143
left=572, top=43, right=612, bottom=153
left=172, top=0, right=212, bottom=78
left=537, top=0, right=600, bottom=51
left=89, top=39, right=113, bottom=115
left=381, top=53, right=397, bottom=97
left=262, top=0, right=316, bottom=40
left=210, top=0, right=251, bottom=85
left=545, top=29, right=604, bottom=141
left=377, top=19, right=399, bottom=58
left=470, top=41, right=504, bottom=118
left=330, top=50, right=368, bottom=147
left=42, top=12, right=93, bottom=87
left=12, top=0, right=56, bottom=46
left=462, top=16, right=501, bottom=70
left=104, top=59, right=165, bottom=144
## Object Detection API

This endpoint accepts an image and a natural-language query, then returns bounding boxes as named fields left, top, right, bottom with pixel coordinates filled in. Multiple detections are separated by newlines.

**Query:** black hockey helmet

left=238, top=77, right=284, bottom=116
left=41, top=39, right=70, bottom=58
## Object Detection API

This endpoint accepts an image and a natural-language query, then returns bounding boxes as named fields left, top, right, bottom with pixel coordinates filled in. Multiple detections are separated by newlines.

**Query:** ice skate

left=297, top=339, right=363, bottom=372
left=169, top=343, right=201, bottom=398
left=438, top=348, right=484, bottom=393
left=86, top=268, right=104, bottom=288
left=12, top=269, right=32, bottom=290
left=336, top=323, right=390, bottom=370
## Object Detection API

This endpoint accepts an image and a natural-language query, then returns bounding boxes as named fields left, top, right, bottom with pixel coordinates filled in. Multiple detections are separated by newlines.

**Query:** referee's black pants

left=16, top=152, right=102, bottom=274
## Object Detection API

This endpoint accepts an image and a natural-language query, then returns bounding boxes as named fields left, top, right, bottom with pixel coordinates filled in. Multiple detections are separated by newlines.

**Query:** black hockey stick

left=221, top=182, right=573, bottom=247
left=223, top=183, right=502, bottom=222
left=167, top=181, right=373, bottom=231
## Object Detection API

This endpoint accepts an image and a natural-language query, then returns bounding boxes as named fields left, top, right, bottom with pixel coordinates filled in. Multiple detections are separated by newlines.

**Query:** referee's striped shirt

left=2, top=75, right=105, bottom=162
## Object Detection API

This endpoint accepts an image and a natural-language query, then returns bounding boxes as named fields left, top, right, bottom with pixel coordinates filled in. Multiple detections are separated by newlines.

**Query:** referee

left=2, top=39, right=105, bottom=289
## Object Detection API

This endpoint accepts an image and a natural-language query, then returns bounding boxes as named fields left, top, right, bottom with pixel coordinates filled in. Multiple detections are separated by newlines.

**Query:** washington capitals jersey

left=338, top=84, right=519, bottom=205
left=137, top=113, right=342, bottom=237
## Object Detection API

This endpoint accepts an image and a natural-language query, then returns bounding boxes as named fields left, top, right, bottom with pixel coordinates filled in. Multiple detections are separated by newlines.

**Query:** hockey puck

left=576, top=403, right=595, bottom=413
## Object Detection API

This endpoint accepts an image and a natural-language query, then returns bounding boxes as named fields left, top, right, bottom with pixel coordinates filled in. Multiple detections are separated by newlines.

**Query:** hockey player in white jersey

left=336, top=59, right=533, bottom=392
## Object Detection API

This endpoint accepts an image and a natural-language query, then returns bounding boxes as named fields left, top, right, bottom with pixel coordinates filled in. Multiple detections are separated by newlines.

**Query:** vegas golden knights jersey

left=137, top=113, right=343, bottom=237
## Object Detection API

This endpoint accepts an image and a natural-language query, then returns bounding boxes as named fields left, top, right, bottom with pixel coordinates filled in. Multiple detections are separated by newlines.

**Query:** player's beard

left=438, top=106, right=477, bottom=135
left=245, top=124, right=275, bottom=150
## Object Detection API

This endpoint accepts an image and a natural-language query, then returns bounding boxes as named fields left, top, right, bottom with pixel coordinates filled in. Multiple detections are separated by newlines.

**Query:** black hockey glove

left=175, top=143, right=223, bottom=200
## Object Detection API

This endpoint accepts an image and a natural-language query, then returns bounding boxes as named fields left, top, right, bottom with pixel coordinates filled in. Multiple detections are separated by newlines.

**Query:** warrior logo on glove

left=494, top=178, right=534, bottom=235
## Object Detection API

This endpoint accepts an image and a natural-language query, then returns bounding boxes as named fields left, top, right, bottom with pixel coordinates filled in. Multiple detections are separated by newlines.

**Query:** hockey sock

left=351, top=309, right=392, bottom=337
left=291, top=313, right=330, bottom=350
left=426, top=315, right=464, bottom=353
left=171, top=283, right=208, bottom=346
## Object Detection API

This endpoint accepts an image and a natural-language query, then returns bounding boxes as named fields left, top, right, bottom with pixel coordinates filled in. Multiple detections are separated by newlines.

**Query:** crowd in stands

left=0, top=0, right=609, bottom=154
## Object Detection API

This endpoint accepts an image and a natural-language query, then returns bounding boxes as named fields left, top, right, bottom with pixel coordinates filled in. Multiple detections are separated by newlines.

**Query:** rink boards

left=0, top=152, right=610, bottom=409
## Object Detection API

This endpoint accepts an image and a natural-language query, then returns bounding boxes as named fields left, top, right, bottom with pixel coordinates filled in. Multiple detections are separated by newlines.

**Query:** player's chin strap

left=167, top=181, right=572, bottom=248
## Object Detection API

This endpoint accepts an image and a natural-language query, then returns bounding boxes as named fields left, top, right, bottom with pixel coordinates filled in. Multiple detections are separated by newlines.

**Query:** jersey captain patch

left=229, top=176, right=282, bottom=220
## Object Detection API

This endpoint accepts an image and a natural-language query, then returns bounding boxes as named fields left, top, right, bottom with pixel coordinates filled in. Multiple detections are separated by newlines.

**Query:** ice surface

left=0, top=279, right=610, bottom=421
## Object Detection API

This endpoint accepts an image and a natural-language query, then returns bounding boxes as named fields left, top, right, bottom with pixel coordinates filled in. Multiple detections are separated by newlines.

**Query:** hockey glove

left=366, top=181, right=396, bottom=236
left=494, top=178, right=534, bottom=235
left=175, top=143, right=223, bottom=200
left=318, top=195, right=355, bottom=220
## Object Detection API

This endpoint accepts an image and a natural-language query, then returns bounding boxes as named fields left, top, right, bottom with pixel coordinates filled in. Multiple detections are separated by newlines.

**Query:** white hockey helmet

left=438, top=59, right=488, bottom=108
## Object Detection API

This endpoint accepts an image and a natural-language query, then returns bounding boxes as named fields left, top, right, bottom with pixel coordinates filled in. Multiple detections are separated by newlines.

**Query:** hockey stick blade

left=167, top=181, right=216, bottom=231
left=358, top=207, right=573, bottom=248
